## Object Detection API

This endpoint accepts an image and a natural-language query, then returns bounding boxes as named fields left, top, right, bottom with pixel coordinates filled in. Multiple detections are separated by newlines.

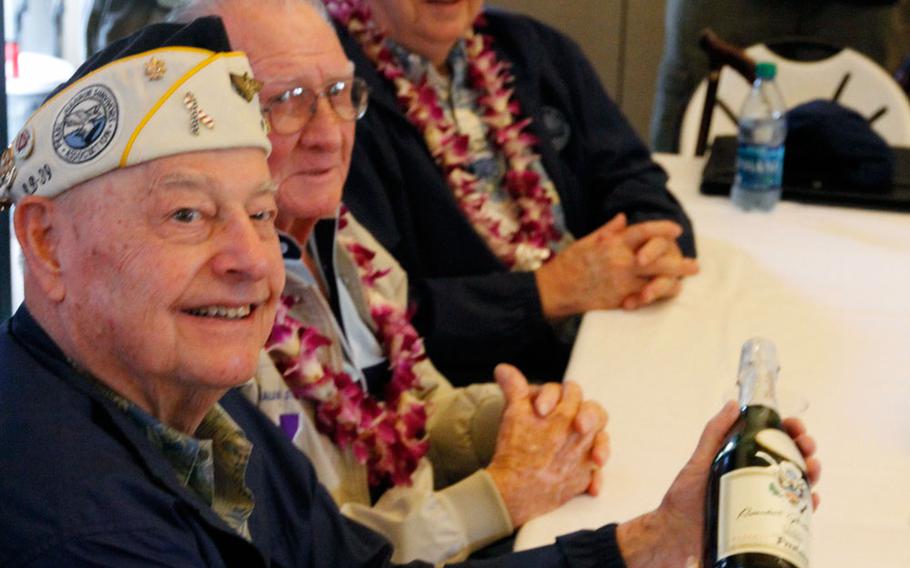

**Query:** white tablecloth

left=515, top=153, right=910, bottom=567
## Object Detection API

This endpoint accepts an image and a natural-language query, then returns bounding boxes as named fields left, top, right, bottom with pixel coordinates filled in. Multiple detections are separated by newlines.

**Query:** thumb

left=495, top=363, right=531, bottom=405
left=690, top=401, right=740, bottom=466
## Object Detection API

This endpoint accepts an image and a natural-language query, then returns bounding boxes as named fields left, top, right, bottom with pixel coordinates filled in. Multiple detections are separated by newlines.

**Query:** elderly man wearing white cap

left=0, top=16, right=409, bottom=566
left=0, top=16, right=291, bottom=563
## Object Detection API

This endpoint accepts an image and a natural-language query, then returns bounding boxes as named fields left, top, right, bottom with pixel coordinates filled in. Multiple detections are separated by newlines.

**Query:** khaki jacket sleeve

left=419, top=364, right=505, bottom=488
left=251, top=352, right=513, bottom=564
left=341, top=460, right=513, bottom=565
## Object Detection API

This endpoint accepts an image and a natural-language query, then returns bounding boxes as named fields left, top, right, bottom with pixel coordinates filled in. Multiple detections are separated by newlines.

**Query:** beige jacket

left=242, top=215, right=511, bottom=564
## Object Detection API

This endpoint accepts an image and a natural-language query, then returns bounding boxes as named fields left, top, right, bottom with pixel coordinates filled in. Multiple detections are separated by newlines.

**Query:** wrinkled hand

left=616, top=403, right=822, bottom=568
left=486, top=364, right=610, bottom=527
left=535, top=214, right=699, bottom=319
left=621, top=234, right=693, bottom=310
left=528, top=379, right=612, bottom=496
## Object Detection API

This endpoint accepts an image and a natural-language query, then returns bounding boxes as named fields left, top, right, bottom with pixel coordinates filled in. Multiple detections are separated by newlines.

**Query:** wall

left=621, top=1, right=666, bottom=142
left=491, top=0, right=910, bottom=144
left=490, top=0, right=666, bottom=142
left=490, top=0, right=624, bottom=98
left=895, top=0, right=910, bottom=71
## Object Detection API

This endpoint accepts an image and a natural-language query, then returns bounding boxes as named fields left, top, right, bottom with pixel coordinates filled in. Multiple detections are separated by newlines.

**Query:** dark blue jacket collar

left=6, top=305, right=253, bottom=548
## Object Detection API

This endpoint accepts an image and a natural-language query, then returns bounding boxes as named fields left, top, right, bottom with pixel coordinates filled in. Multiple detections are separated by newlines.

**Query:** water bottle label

left=735, top=144, right=785, bottom=192
left=718, top=450, right=811, bottom=567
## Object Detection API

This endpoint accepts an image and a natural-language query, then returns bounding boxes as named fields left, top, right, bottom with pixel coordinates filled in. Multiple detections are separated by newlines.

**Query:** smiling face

left=368, top=0, right=484, bottom=67
left=221, top=3, right=356, bottom=237
left=48, top=148, right=283, bottom=399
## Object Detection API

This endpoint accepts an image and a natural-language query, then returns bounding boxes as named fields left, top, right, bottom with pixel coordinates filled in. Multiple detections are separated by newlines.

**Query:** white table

left=515, top=153, right=910, bottom=567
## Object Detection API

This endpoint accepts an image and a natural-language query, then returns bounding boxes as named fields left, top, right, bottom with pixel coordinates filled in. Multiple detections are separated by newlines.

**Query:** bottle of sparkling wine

left=704, top=338, right=812, bottom=568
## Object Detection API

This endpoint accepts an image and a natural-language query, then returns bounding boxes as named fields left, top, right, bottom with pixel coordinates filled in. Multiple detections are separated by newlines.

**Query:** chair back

left=680, top=42, right=910, bottom=155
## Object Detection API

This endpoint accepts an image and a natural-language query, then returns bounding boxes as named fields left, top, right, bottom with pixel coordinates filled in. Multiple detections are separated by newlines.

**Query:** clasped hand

left=536, top=213, right=699, bottom=319
left=485, top=364, right=610, bottom=528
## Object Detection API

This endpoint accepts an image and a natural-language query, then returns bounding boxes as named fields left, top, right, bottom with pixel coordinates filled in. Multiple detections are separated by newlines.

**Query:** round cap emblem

left=52, top=85, right=119, bottom=164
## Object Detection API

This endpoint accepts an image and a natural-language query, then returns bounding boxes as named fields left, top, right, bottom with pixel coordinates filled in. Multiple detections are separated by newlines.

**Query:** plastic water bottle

left=731, top=62, right=787, bottom=211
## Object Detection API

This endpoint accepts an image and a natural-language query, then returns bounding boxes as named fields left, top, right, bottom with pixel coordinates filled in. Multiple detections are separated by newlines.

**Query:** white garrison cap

left=0, top=21, right=271, bottom=209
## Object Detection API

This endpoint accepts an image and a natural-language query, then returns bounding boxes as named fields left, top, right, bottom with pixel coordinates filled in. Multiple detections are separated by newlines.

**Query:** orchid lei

left=265, top=210, right=429, bottom=487
left=326, top=0, right=562, bottom=271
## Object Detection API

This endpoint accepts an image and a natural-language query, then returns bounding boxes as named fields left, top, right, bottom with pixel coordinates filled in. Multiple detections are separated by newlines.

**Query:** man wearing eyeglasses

left=169, top=0, right=611, bottom=564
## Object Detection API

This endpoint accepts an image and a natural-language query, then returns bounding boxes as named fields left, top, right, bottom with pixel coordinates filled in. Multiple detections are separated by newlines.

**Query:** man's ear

left=13, top=197, right=66, bottom=302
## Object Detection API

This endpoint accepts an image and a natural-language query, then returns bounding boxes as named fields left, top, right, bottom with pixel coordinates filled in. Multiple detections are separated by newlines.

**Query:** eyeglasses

left=263, top=77, right=369, bottom=135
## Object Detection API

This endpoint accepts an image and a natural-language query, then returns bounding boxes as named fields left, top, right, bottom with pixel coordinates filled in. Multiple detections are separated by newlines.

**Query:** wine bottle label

left=756, top=428, right=807, bottom=472
left=718, top=455, right=812, bottom=567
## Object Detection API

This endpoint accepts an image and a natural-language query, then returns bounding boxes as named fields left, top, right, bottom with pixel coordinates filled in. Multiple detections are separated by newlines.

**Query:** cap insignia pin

left=184, top=92, right=215, bottom=136
left=13, top=126, right=35, bottom=160
left=145, top=57, right=166, bottom=81
left=0, top=148, right=17, bottom=210
left=230, top=72, right=263, bottom=102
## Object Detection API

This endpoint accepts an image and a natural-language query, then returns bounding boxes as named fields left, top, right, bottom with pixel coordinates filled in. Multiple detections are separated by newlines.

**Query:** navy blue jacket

left=0, top=307, right=626, bottom=567
left=341, top=10, right=695, bottom=385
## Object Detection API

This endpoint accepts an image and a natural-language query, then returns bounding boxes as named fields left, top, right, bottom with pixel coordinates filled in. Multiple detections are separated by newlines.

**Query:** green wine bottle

left=704, top=338, right=812, bottom=568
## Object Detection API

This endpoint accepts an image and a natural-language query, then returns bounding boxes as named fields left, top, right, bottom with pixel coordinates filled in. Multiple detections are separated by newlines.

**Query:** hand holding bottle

left=705, top=338, right=816, bottom=567
left=614, top=402, right=820, bottom=568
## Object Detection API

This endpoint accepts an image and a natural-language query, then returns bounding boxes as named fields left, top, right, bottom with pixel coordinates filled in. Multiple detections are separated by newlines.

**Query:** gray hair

left=168, top=0, right=330, bottom=24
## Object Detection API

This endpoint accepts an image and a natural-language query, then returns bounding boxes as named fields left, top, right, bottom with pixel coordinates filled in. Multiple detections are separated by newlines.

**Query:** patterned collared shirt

left=98, top=385, right=255, bottom=540
left=386, top=39, right=573, bottom=255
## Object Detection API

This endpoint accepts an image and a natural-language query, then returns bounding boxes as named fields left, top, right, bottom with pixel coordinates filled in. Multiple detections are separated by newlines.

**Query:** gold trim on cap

left=34, top=46, right=220, bottom=121
left=119, top=52, right=223, bottom=166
